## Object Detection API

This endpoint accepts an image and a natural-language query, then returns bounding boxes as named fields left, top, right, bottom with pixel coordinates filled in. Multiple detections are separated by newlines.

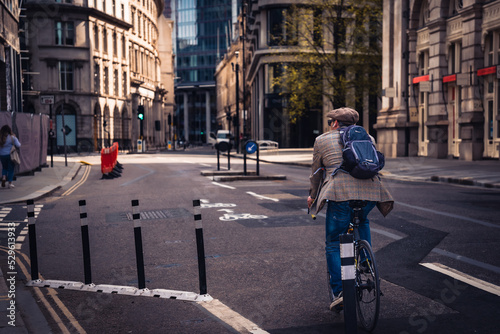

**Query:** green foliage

left=275, top=0, right=383, bottom=120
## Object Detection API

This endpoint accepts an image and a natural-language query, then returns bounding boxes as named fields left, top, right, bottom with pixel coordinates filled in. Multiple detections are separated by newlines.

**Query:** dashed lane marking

left=211, top=182, right=236, bottom=190
left=246, top=192, right=279, bottom=202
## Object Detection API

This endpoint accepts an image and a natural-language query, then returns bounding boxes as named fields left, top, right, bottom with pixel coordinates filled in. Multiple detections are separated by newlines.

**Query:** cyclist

left=307, top=107, right=393, bottom=311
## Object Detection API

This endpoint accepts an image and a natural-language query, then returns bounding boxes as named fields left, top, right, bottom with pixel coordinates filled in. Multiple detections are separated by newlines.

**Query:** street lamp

left=233, top=51, right=240, bottom=153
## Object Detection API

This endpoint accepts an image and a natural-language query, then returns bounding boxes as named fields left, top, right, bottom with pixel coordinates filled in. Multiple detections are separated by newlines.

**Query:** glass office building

left=172, top=0, right=236, bottom=144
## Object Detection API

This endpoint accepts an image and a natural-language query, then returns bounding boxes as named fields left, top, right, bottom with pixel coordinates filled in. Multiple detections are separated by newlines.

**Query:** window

left=94, top=63, right=100, bottom=94
left=59, top=61, right=73, bottom=91
left=102, top=0, right=106, bottom=13
left=122, top=35, right=126, bottom=59
left=123, top=71, right=127, bottom=96
left=448, top=42, right=461, bottom=73
left=131, top=7, right=136, bottom=33
left=419, top=0, right=430, bottom=28
left=103, top=27, right=108, bottom=53
left=94, top=24, right=99, bottom=49
left=486, top=33, right=494, bottom=66
left=268, top=7, right=298, bottom=46
left=313, top=9, right=323, bottom=47
left=104, top=67, right=109, bottom=95
left=114, top=69, right=119, bottom=96
left=55, top=21, right=74, bottom=45
left=418, top=50, right=429, bottom=75
left=113, top=0, right=116, bottom=16
left=113, top=32, right=117, bottom=56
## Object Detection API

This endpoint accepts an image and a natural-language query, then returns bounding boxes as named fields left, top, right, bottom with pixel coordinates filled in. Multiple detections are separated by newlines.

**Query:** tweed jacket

left=309, top=129, right=394, bottom=216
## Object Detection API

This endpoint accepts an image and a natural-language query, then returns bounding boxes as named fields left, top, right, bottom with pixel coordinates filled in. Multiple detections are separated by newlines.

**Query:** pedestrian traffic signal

left=137, top=105, right=144, bottom=120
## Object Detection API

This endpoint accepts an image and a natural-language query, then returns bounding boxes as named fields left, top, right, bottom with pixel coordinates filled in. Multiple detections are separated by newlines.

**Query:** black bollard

left=79, top=200, right=92, bottom=285
left=132, top=200, right=146, bottom=289
left=27, top=200, right=39, bottom=280
left=193, top=200, right=207, bottom=295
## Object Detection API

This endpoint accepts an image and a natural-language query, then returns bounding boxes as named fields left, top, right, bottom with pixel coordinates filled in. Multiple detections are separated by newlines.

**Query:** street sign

left=419, top=81, right=431, bottom=92
left=457, top=73, right=470, bottom=86
left=245, top=141, right=257, bottom=154
left=40, top=95, right=54, bottom=105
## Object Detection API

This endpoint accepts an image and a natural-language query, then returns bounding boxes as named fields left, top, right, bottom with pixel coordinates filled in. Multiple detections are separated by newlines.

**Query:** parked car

left=257, top=140, right=279, bottom=150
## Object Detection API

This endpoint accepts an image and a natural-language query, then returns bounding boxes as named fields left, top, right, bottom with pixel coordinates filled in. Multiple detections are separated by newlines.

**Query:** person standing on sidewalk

left=0, top=125, right=21, bottom=189
left=307, top=107, right=393, bottom=311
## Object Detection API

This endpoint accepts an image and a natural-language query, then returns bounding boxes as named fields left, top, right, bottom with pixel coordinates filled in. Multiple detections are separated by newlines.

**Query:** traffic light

left=137, top=105, right=144, bottom=120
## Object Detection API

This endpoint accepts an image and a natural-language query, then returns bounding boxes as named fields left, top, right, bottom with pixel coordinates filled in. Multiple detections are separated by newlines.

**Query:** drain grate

left=106, top=208, right=191, bottom=222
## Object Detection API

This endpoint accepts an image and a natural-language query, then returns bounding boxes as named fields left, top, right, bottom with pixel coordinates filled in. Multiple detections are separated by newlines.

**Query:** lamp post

left=233, top=51, right=240, bottom=153
left=241, top=0, right=247, bottom=140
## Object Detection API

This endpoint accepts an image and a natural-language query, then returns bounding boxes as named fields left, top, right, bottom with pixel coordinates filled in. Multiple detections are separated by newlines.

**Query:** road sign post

left=244, top=140, right=259, bottom=176
left=41, top=96, right=55, bottom=167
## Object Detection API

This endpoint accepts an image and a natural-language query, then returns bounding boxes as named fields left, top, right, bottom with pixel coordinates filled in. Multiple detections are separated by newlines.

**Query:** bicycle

left=327, top=200, right=381, bottom=332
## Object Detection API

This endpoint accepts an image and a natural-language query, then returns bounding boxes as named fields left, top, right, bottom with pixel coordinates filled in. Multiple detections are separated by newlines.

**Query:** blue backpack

left=335, top=125, right=385, bottom=179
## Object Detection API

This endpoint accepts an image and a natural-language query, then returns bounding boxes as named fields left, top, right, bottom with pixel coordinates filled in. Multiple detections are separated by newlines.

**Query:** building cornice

left=25, top=3, right=132, bottom=30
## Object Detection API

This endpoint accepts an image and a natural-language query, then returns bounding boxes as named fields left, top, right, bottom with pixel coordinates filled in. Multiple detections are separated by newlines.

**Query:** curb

left=1, top=162, right=81, bottom=205
left=430, top=175, right=500, bottom=189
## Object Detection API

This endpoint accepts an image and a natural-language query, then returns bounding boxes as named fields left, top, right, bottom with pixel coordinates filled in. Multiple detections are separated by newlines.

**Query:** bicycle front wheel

left=355, top=240, right=380, bottom=332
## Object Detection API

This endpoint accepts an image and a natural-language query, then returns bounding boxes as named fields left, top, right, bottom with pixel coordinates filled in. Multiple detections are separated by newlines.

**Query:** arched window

left=419, top=0, right=430, bottom=28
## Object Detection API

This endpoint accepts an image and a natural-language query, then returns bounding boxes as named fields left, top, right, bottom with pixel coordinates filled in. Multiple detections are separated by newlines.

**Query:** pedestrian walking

left=307, top=107, right=394, bottom=311
left=0, top=125, right=21, bottom=189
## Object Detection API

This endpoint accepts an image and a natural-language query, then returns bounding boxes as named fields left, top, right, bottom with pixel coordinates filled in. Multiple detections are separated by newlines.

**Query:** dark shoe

left=1, top=176, right=5, bottom=188
left=329, top=292, right=343, bottom=312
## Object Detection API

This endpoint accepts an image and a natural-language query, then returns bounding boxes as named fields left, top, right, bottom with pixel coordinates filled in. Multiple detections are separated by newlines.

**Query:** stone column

left=426, top=19, right=448, bottom=158
left=458, top=4, right=484, bottom=161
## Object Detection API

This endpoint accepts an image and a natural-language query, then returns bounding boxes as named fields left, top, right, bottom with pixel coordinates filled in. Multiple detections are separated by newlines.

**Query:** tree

left=273, top=0, right=383, bottom=124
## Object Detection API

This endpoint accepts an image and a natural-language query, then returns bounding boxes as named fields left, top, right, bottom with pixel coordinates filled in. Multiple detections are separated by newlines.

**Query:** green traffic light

left=138, top=113, right=144, bottom=120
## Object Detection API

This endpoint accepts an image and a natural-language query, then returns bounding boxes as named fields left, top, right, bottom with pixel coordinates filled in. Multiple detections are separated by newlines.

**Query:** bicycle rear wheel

left=355, top=240, right=380, bottom=331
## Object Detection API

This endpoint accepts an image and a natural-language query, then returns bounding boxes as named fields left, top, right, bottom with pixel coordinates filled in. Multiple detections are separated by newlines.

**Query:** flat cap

left=326, top=107, right=359, bottom=125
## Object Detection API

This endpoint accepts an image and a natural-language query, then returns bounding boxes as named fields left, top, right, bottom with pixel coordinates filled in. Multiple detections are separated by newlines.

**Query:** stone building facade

left=1, top=0, right=22, bottom=115
left=23, top=0, right=173, bottom=153
left=217, top=0, right=382, bottom=149
left=377, top=0, right=500, bottom=160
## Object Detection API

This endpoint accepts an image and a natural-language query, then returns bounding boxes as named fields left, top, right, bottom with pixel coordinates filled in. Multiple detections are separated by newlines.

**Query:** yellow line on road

left=63, top=164, right=91, bottom=196
left=16, top=250, right=87, bottom=333
left=0, top=246, right=86, bottom=333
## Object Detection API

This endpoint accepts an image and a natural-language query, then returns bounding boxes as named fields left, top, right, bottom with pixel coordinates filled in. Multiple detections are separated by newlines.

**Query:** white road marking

left=212, top=182, right=236, bottom=189
left=396, top=201, right=498, bottom=228
left=246, top=192, right=279, bottom=202
left=197, top=298, right=270, bottom=334
left=420, top=262, right=500, bottom=297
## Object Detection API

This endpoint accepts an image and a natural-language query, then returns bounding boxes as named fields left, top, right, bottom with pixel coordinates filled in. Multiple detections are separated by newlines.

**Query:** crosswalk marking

left=1, top=204, right=43, bottom=249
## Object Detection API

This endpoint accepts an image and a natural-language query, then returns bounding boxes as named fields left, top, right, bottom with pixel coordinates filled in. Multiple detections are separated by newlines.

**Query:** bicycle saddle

left=349, top=200, right=367, bottom=209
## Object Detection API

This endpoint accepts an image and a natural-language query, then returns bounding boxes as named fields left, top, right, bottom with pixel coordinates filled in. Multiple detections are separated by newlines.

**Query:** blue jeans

left=325, top=200, right=376, bottom=296
left=1, top=154, right=15, bottom=182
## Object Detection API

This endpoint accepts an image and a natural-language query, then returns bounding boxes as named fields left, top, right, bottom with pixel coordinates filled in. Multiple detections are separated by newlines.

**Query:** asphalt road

left=1, top=150, right=499, bottom=333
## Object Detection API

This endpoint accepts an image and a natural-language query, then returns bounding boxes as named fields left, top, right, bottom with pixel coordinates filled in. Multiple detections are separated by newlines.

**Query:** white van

left=216, top=130, right=233, bottom=144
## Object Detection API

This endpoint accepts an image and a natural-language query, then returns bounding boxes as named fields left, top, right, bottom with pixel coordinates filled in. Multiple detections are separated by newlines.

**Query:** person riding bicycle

left=307, top=107, right=393, bottom=311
